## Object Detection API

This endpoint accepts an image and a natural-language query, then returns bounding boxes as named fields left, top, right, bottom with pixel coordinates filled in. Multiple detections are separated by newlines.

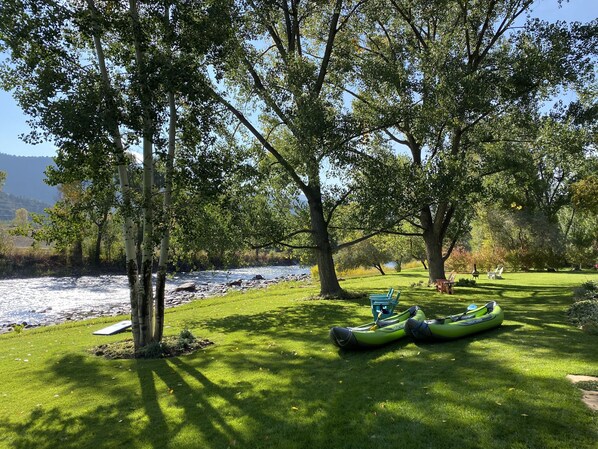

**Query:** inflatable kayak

left=329, top=306, right=426, bottom=349
left=405, top=301, right=503, bottom=341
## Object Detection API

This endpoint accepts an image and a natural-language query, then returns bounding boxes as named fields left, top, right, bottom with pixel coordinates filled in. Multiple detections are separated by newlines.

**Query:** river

left=0, top=265, right=310, bottom=328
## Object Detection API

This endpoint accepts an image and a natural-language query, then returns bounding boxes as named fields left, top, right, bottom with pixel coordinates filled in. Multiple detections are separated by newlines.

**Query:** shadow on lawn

left=2, top=277, right=597, bottom=449
left=3, top=332, right=597, bottom=449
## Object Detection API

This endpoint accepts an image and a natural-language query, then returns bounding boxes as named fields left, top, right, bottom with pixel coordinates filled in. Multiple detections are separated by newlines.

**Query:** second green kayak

left=329, top=305, right=426, bottom=349
left=404, top=301, right=504, bottom=341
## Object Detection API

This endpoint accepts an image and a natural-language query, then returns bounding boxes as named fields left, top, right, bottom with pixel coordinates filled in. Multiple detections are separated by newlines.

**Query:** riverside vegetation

left=0, top=269, right=597, bottom=449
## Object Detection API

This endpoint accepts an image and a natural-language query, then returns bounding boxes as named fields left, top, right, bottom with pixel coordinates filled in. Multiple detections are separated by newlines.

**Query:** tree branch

left=209, top=87, right=309, bottom=193
left=325, top=187, right=354, bottom=225
left=390, top=0, right=428, bottom=51
left=442, top=233, right=459, bottom=261
left=383, top=129, right=410, bottom=146
left=336, top=0, right=368, bottom=33
left=281, top=0, right=294, bottom=53
left=335, top=231, right=383, bottom=251
left=241, top=53, right=297, bottom=134
left=315, top=0, right=343, bottom=95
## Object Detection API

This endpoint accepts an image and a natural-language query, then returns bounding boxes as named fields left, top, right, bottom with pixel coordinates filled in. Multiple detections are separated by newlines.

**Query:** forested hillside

left=0, top=191, right=49, bottom=221
left=0, top=153, right=57, bottom=204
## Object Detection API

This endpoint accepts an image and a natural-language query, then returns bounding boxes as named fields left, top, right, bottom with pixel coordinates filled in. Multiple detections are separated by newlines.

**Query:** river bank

left=0, top=248, right=299, bottom=279
left=0, top=266, right=311, bottom=334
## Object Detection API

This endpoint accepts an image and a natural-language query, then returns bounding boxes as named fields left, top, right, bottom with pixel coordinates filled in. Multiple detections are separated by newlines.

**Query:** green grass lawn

left=1, top=270, right=597, bottom=449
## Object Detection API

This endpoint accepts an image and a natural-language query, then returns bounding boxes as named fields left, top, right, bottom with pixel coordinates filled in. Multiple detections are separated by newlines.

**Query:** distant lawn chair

left=435, top=272, right=456, bottom=294
left=369, top=288, right=400, bottom=320
left=487, top=266, right=504, bottom=279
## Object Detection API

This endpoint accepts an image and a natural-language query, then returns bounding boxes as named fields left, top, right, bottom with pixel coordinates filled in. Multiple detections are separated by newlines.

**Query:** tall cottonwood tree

left=0, top=0, right=227, bottom=348
left=350, top=0, right=595, bottom=281
left=207, top=0, right=381, bottom=297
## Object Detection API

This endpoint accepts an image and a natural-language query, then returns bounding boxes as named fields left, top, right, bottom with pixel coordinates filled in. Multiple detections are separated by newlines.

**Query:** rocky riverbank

left=0, top=273, right=310, bottom=334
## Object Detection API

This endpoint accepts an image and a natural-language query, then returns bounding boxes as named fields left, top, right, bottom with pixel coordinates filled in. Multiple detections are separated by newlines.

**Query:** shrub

left=177, top=329, right=196, bottom=350
left=445, top=247, right=472, bottom=273
left=567, top=299, right=598, bottom=332
left=471, top=246, right=507, bottom=272
left=582, top=322, right=598, bottom=335
left=573, top=280, right=598, bottom=301
left=456, top=278, right=476, bottom=287
left=138, top=341, right=164, bottom=359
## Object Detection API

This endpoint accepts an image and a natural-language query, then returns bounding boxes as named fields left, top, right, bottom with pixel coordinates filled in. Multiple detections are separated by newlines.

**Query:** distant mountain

left=0, top=153, right=58, bottom=205
left=0, top=191, right=50, bottom=221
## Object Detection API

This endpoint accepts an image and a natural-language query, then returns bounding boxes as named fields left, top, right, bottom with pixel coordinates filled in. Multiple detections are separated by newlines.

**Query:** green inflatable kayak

left=329, top=306, right=426, bottom=349
left=405, top=301, right=503, bottom=341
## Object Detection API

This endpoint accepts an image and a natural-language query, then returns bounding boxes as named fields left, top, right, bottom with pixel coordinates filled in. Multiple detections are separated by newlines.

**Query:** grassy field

left=1, top=270, right=597, bottom=449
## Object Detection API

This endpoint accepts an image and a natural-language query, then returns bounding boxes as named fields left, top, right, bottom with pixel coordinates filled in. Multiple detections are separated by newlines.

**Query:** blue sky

left=0, top=0, right=596, bottom=158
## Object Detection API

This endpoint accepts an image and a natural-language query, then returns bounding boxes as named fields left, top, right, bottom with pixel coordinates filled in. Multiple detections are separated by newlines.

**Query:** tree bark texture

left=153, top=90, right=177, bottom=342
left=87, top=0, right=142, bottom=348
left=423, top=230, right=446, bottom=282
left=420, top=206, right=447, bottom=282
left=308, top=195, right=342, bottom=297
left=130, top=0, right=157, bottom=347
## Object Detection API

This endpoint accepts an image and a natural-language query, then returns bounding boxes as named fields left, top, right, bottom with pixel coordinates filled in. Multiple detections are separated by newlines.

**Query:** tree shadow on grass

left=2, top=273, right=597, bottom=449
left=2, top=324, right=597, bottom=449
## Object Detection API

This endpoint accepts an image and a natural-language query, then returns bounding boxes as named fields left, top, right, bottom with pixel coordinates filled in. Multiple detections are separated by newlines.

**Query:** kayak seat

left=376, top=319, right=396, bottom=328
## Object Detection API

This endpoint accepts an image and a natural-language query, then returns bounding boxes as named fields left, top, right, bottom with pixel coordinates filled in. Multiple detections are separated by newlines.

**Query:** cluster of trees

left=1, top=0, right=595, bottom=348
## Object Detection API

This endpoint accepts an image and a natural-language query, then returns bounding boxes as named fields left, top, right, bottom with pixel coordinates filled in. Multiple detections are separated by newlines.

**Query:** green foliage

left=0, top=0, right=240, bottom=345
left=335, top=239, right=392, bottom=275
left=0, top=226, right=14, bottom=256
left=470, top=205, right=564, bottom=270
left=571, top=175, right=598, bottom=214
left=348, top=1, right=595, bottom=279
left=446, top=247, right=473, bottom=273
left=31, top=182, right=117, bottom=264
left=563, top=207, right=598, bottom=268
left=569, top=280, right=598, bottom=334
left=573, top=280, right=598, bottom=301
left=11, top=323, right=24, bottom=334
left=567, top=299, right=598, bottom=330
left=455, top=278, right=477, bottom=287
left=177, top=329, right=197, bottom=351
left=137, top=341, right=164, bottom=359
left=575, top=380, right=598, bottom=391
left=579, top=280, right=598, bottom=293
left=0, top=191, right=49, bottom=221
left=486, top=116, right=594, bottom=222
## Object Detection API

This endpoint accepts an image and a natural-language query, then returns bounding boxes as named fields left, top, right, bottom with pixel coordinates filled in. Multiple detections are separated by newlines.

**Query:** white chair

left=487, top=266, right=503, bottom=279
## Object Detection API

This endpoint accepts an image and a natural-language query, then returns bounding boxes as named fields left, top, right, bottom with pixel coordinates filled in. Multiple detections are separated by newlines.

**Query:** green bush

left=456, top=278, right=477, bottom=287
left=573, top=280, right=598, bottom=301
left=567, top=299, right=598, bottom=331
left=177, top=329, right=196, bottom=350
left=581, top=322, right=598, bottom=335
left=138, top=341, right=164, bottom=359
